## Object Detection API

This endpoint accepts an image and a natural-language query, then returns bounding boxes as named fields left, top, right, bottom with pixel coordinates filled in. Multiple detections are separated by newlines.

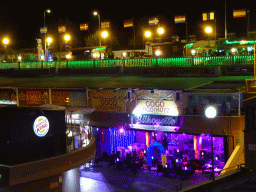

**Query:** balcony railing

left=0, top=55, right=255, bottom=69
left=0, top=136, right=96, bottom=187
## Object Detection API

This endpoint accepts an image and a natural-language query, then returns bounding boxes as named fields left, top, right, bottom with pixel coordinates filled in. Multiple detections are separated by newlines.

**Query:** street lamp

left=205, top=106, right=217, bottom=182
left=44, top=9, right=51, bottom=61
left=205, top=26, right=212, bottom=40
left=93, top=11, right=101, bottom=47
left=101, top=31, right=108, bottom=39
left=46, top=37, right=53, bottom=61
left=145, top=31, right=151, bottom=54
left=64, top=34, right=71, bottom=42
left=3, top=38, right=9, bottom=62
left=157, top=27, right=164, bottom=43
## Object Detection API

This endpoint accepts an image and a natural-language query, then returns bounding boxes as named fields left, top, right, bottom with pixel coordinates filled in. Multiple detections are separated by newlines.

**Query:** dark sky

left=1, top=1, right=256, bottom=50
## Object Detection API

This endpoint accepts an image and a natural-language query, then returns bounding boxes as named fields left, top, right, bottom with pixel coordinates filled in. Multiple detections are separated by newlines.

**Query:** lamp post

left=145, top=31, right=151, bottom=54
left=93, top=11, right=101, bottom=47
left=44, top=9, right=51, bottom=61
left=205, top=26, right=212, bottom=40
left=64, top=34, right=71, bottom=50
left=157, top=27, right=164, bottom=43
left=46, top=37, right=53, bottom=61
left=205, top=106, right=217, bottom=182
left=3, top=38, right=9, bottom=62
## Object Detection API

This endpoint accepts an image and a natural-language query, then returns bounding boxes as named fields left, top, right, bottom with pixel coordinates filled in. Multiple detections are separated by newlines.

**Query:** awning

left=87, top=111, right=131, bottom=128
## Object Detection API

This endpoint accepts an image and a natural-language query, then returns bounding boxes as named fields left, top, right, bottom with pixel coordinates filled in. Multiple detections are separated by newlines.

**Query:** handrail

left=156, top=163, right=246, bottom=192
left=0, top=55, right=255, bottom=69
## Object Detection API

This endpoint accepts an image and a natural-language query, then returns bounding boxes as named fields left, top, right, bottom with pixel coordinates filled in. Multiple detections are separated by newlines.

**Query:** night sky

left=1, top=1, right=256, bottom=50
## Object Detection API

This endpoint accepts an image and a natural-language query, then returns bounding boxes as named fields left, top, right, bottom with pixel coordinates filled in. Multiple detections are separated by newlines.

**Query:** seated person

left=139, top=149, right=144, bottom=160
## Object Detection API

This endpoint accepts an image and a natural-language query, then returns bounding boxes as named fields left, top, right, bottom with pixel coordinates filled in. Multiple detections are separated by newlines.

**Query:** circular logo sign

left=33, top=116, right=49, bottom=137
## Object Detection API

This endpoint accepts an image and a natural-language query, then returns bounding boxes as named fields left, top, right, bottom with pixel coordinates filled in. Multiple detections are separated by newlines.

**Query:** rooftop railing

left=0, top=55, right=255, bottom=69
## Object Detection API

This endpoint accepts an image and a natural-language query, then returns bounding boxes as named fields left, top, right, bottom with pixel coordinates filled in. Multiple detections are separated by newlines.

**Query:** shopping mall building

left=0, top=73, right=247, bottom=188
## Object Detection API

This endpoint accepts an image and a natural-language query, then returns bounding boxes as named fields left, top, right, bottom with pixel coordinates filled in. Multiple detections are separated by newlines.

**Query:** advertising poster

left=91, top=98, right=125, bottom=112
left=19, top=89, right=49, bottom=106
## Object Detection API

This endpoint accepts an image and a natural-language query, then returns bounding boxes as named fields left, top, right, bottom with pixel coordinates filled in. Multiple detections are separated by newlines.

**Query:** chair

left=157, top=164, right=164, bottom=175
left=102, top=152, right=109, bottom=162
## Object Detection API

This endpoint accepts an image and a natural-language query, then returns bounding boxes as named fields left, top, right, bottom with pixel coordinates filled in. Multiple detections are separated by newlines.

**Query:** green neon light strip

left=225, top=40, right=256, bottom=45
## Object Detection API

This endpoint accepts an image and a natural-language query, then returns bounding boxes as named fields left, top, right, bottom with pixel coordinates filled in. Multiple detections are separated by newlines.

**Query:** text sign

left=92, top=98, right=125, bottom=112
left=133, top=114, right=180, bottom=127
left=135, top=100, right=178, bottom=116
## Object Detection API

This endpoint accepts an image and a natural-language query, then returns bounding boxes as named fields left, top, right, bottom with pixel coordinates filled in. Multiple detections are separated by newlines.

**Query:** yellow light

left=157, top=27, right=164, bottom=35
left=46, top=9, right=51, bottom=13
left=64, top=35, right=71, bottom=41
left=46, top=37, right=53, bottom=44
left=18, top=56, right=22, bottom=61
left=122, top=52, right=127, bottom=57
left=205, top=26, right=212, bottom=34
left=66, top=54, right=72, bottom=59
left=145, top=31, right=151, bottom=38
left=155, top=50, right=161, bottom=56
left=101, top=31, right=108, bottom=38
left=93, top=11, right=98, bottom=16
left=3, top=38, right=9, bottom=45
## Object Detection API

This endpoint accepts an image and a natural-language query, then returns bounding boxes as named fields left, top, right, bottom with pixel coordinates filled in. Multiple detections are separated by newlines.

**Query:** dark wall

left=0, top=107, right=66, bottom=165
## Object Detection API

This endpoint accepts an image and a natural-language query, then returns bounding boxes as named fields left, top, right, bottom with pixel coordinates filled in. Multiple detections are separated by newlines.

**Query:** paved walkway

left=77, top=162, right=208, bottom=192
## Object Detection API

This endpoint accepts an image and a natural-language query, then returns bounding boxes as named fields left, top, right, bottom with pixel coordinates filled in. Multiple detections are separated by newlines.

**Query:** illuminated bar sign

left=133, top=114, right=180, bottom=127
left=134, top=100, right=178, bottom=116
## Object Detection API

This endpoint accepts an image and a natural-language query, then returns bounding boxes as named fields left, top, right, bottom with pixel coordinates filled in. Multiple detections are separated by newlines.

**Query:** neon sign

left=133, top=114, right=180, bottom=127
left=33, top=116, right=49, bottom=137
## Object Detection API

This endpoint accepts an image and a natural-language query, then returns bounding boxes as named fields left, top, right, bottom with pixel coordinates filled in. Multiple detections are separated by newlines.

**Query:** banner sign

left=92, top=98, right=125, bottom=112
left=149, top=17, right=159, bottom=25
left=174, top=15, right=186, bottom=23
left=233, top=9, right=246, bottom=18
left=133, top=114, right=181, bottom=127
left=52, top=91, right=69, bottom=106
left=134, top=90, right=175, bottom=100
left=19, top=89, right=49, bottom=106
left=124, top=20, right=134, bottom=28
left=202, top=12, right=214, bottom=21
left=89, top=89, right=127, bottom=99
left=80, top=23, right=89, bottom=31
left=40, top=27, right=47, bottom=34
left=58, top=26, right=66, bottom=33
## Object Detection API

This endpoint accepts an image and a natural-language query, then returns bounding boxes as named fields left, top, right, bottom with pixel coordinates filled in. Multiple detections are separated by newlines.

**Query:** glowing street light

left=46, top=37, right=53, bottom=44
left=157, top=27, right=164, bottom=35
left=155, top=50, right=162, bottom=57
left=205, top=26, right=213, bottom=34
left=3, top=38, right=9, bottom=62
left=205, top=105, right=217, bottom=182
left=145, top=31, right=151, bottom=38
left=101, top=31, right=108, bottom=39
left=44, top=9, right=51, bottom=61
left=205, top=26, right=213, bottom=40
left=3, top=38, right=9, bottom=45
left=64, top=34, right=71, bottom=42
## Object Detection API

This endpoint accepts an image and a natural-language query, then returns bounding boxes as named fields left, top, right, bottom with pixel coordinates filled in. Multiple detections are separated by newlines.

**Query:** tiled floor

left=76, top=162, right=210, bottom=192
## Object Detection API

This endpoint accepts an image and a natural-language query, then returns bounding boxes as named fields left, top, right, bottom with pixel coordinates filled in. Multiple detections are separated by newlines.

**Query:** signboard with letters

left=91, top=98, right=125, bottom=112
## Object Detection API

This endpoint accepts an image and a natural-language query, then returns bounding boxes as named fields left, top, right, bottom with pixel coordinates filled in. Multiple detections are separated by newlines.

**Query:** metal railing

left=0, top=55, right=255, bottom=69
left=156, top=163, right=246, bottom=192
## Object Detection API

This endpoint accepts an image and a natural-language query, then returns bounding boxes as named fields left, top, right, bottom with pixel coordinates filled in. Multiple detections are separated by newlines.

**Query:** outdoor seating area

left=92, top=147, right=225, bottom=180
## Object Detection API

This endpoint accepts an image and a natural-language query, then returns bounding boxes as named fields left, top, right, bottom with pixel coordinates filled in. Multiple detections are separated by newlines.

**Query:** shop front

left=88, top=89, right=230, bottom=176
